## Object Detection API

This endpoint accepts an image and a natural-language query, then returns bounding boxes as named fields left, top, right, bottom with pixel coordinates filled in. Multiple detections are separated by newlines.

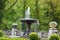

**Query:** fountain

left=20, top=7, right=39, bottom=36
left=9, top=23, right=19, bottom=38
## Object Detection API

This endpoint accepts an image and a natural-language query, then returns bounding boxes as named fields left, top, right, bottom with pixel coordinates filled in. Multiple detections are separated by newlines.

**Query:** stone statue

left=25, top=7, right=30, bottom=18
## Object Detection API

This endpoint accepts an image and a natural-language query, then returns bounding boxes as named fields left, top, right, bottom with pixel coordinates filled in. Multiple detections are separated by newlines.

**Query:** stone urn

left=49, top=21, right=57, bottom=29
left=48, top=21, right=58, bottom=38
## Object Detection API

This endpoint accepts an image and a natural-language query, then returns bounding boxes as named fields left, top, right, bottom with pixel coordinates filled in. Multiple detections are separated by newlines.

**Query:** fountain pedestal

left=20, top=18, right=38, bottom=35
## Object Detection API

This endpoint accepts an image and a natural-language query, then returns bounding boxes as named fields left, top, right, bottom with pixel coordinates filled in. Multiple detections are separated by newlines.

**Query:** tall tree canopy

left=0, top=0, right=60, bottom=31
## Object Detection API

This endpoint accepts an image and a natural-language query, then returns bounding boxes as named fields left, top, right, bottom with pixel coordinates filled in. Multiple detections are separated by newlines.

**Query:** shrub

left=0, top=30, right=3, bottom=37
left=49, top=33, right=59, bottom=40
left=29, top=32, right=39, bottom=40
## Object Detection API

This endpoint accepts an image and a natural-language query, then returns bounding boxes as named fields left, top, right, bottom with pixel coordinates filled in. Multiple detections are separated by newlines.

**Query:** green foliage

left=29, top=32, right=39, bottom=40
left=21, top=23, right=27, bottom=31
left=0, top=30, right=3, bottom=37
left=49, top=33, right=59, bottom=40
left=0, top=0, right=60, bottom=31
left=0, top=0, right=7, bottom=26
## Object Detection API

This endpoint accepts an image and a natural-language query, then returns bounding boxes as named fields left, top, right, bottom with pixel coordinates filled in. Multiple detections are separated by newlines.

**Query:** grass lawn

left=0, top=37, right=30, bottom=40
left=0, top=35, right=30, bottom=40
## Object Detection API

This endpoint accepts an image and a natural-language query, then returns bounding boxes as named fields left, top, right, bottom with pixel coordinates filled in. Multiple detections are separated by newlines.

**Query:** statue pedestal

left=48, top=28, right=58, bottom=38
left=9, top=23, right=20, bottom=38
left=9, top=28, right=20, bottom=38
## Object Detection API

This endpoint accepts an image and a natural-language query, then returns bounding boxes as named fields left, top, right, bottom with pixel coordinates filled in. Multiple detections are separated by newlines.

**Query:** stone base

left=49, top=28, right=58, bottom=33
left=48, top=28, right=58, bottom=38
left=9, top=36, right=20, bottom=38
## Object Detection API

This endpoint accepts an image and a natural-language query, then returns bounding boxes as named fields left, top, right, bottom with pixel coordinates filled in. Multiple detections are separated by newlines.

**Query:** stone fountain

left=20, top=7, right=39, bottom=36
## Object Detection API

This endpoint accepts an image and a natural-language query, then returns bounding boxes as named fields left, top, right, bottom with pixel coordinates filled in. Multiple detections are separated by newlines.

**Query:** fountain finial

left=25, top=7, right=30, bottom=19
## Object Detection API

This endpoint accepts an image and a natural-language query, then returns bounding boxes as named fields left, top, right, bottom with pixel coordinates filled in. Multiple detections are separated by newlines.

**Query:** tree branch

left=6, top=0, right=18, bottom=11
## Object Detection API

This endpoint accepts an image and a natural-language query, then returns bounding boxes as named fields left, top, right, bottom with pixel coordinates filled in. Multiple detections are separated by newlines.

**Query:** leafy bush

left=49, top=33, right=59, bottom=40
left=0, top=30, right=3, bottom=37
left=29, top=32, right=39, bottom=40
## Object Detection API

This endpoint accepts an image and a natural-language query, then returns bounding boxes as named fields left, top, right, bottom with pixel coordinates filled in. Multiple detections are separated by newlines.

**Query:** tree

left=0, top=0, right=7, bottom=29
